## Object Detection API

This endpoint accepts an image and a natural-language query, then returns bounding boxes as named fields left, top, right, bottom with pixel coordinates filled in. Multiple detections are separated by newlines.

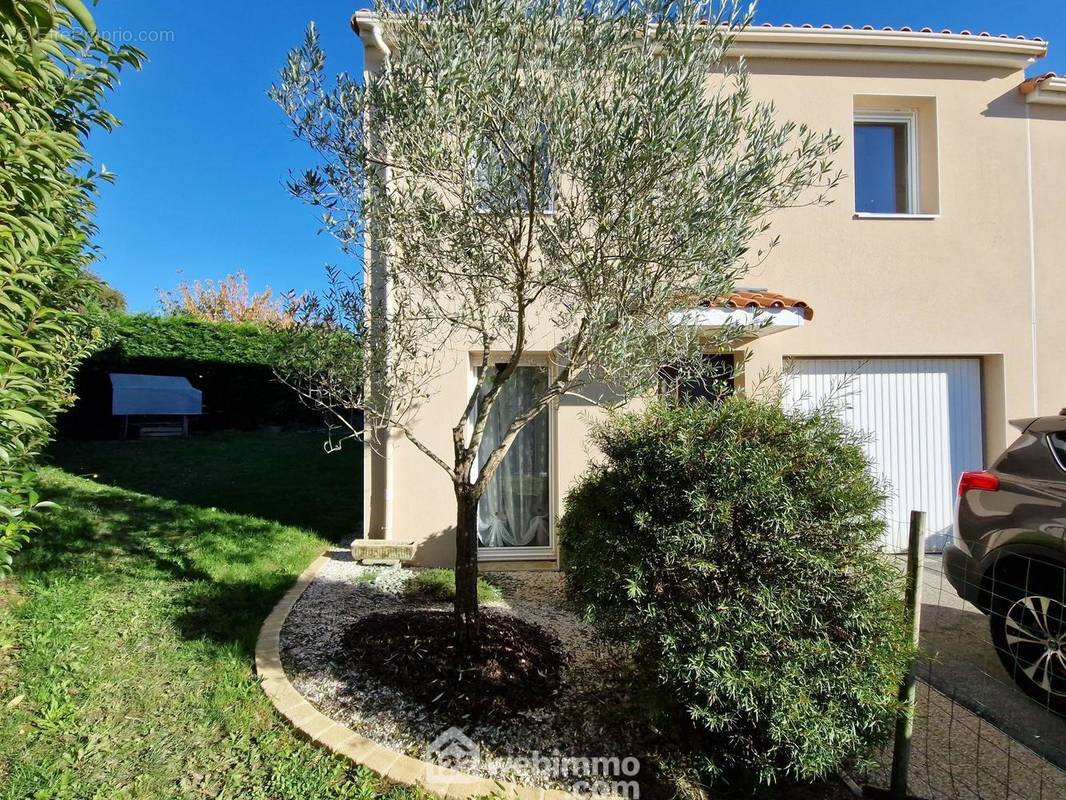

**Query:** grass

left=405, top=568, right=502, bottom=604
left=0, top=433, right=420, bottom=799
left=46, top=430, right=362, bottom=539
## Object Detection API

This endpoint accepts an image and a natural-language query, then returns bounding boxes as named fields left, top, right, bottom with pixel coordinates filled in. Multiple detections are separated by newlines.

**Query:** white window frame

left=853, top=109, right=920, bottom=216
left=468, top=354, right=558, bottom=562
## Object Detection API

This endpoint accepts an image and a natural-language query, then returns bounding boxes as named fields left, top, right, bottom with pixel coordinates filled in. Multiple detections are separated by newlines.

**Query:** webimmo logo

left=424, top=726, right=481, bottom=787
left=423, top=726, right=641, bottom=797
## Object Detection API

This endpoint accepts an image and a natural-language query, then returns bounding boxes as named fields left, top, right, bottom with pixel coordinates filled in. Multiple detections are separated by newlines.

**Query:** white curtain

left=475, top=366, right=550, bottom=549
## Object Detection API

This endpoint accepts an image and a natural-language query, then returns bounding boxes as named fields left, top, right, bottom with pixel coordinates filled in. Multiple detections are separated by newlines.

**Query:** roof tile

left=683, top=291, right=815, bottom=321
left=746, top=23, right=1043, bottom=43
left=1019, top=71, right=1058, bottom=95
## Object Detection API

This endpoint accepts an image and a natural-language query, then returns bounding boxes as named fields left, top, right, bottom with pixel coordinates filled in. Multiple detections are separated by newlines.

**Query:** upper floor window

left=473, top=130, right=552, bottom=214
left=854, top=110, right=918, bottom=215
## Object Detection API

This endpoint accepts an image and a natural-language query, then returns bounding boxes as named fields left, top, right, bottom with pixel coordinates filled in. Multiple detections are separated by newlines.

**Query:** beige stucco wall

left=739, top=59, right=1037, bottom=468
left=1028, top=103, right=1066, bottom=419
left=363, top=39, right=1061, bottom=566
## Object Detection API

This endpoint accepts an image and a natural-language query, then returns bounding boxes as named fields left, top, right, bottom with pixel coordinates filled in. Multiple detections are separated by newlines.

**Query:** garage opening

left=784, top=357, right=984, bottom=552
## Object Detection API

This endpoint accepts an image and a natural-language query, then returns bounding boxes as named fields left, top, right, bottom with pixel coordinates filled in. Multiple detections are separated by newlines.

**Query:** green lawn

left=0, top=433, right=417, bottom=799
left=47, top=431, right=362, bottom=539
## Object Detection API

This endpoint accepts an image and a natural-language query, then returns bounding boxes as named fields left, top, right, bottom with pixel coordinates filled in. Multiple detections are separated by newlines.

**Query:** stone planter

left=350, top=540, right=416, bottom=564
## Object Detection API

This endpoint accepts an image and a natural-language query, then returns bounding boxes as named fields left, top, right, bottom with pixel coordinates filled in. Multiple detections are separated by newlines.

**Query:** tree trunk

left=454, top=484, right=481, bottom=653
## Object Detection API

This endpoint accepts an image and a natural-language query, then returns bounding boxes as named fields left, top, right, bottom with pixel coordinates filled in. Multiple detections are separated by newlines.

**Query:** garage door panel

left=784, top=358, right=984, bottom=552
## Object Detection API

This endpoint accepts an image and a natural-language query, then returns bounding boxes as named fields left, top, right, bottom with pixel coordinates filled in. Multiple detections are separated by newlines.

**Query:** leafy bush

left=157, top=270, right=298, bottom=326
left=405, top=568, right=502, bottom=604
left=100, top=313, right=285, bottom=364
left=560, top=396, right=911, bottom=789
left=0, top=2, right=142, bottom=572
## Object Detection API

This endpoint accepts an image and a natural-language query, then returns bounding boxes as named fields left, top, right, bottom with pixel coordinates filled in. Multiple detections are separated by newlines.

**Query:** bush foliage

left=157, top=270, right=298, bottom=326
left=560, top=396, right=912, bottom=789
left=0, top=1, right=142, bottom=572
left=100, top=313, right=284, bottom=364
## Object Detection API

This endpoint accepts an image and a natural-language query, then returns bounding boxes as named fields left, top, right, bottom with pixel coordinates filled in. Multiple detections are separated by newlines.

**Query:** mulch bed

left=339, top=608, right=566, bottom=721
left=285, top=559, right=866, bottom=798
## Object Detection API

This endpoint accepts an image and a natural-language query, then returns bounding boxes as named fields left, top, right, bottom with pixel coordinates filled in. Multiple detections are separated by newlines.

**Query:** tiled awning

left=670, top=290, right=814, bottom=338
left=715, top=291, right=813, bottom=321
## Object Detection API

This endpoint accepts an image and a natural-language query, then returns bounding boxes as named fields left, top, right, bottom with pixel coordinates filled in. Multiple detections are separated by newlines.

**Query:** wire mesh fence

left=857, top=539, right=1066, bottom=800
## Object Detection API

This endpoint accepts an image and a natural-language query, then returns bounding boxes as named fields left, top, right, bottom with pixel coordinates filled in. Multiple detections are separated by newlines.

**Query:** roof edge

left=1020, top=72, right=1066, bottom=105
left=734, top=27, right=1045, bottom=70
left=352, top=11, right=382, bottom=53
left=353, top=12, right=1047, bottom=70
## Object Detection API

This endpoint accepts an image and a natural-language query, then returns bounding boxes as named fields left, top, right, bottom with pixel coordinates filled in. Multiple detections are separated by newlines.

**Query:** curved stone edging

left=255, top=550, right=577, bottom=800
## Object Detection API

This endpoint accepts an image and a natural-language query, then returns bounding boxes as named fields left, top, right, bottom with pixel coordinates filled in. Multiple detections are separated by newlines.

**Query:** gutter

left=733, top=27, right=1046, bottom=69
left=1024, top=104, right=1040, bottom=416
left=352, top=12, right=1047, bottom=70
left=353, top=12, right=396, bottom=541
left=353, top=12, right=392, bottom=61
left=1020, top=74, right=1066, bottom=106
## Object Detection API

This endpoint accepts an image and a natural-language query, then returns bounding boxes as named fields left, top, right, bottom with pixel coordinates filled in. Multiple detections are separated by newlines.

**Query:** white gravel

left=280, top=545, right=648, bottom=791
left=282, top=547, right=1066, bottom=800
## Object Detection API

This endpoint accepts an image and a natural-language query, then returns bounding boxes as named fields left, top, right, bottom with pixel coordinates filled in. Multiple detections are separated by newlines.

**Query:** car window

left=1049, top=433, right=1066, bottom=472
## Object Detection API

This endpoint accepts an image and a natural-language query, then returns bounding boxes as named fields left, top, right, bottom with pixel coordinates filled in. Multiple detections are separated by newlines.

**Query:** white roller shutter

left=783, top=358, right=984, bottom=552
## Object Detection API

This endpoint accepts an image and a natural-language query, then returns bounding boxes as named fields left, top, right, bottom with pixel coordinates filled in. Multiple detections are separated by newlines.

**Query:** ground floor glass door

left=475, top=364, right=552, bottom=559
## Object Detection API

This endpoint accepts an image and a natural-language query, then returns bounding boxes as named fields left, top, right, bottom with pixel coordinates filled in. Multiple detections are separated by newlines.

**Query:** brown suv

left=946, top=413, right=1066, bottom=711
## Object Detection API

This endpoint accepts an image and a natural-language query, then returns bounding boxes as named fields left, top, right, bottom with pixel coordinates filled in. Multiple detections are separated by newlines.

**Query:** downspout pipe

left=353, top=14, right=395, bottom=541
left=1024, top=102, right=1039, bottom=416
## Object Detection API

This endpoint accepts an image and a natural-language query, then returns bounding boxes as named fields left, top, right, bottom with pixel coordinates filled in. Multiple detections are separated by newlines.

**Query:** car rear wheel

left=988, top=560, right=1066, bottom=713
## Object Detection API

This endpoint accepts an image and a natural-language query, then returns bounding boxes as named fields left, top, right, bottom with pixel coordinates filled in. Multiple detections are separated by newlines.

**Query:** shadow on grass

left=25, top=470, right=327, bottom=656
left=46, top=431, right=361, bottom=541
left=177, top=576, right=297, bottom=653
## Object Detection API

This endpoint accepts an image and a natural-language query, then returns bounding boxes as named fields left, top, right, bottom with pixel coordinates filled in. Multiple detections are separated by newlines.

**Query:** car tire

left=988, top=559, right=1066, bottom=714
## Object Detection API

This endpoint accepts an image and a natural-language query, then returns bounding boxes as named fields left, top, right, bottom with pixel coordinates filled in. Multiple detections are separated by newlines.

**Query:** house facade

left=355, top=13, right=1066, bottom=566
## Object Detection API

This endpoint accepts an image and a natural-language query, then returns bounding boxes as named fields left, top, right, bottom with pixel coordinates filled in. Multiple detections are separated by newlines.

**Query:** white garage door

left=783, top=358, right=984, bottom=552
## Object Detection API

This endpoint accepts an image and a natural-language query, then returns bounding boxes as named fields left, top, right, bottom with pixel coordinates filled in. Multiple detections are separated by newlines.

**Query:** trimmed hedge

left=101, top=314, right=283, bottom=364
left=58, top=314, right=323, bottom=437
left=560, top=396, right=912, bottom=791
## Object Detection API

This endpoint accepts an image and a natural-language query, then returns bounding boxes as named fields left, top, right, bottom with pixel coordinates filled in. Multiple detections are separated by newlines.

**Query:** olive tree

left=272, top=0, right=840, bottom=648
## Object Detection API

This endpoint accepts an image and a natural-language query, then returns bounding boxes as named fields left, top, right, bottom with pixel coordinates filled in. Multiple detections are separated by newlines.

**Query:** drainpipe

left=1024, top=102, right=1039, bottom=416
left=355, top=14, right=395, bottom=540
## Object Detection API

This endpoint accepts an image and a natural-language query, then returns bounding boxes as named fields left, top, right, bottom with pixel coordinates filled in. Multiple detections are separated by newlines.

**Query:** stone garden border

left=255, top=552, right=579, bottom=800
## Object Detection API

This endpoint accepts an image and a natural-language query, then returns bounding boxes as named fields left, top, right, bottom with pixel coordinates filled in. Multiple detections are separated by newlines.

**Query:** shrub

left=157, top=270, right=298, bottom=326
left=405, top=568, right=502, bottom=604
left=560, top=396, right=912, bottom=789
left=99, top=313, right=284, bottom=364
left=0, top=2, right=142, bottom=572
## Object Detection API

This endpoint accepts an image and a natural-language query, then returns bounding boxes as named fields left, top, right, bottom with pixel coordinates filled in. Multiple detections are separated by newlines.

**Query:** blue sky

left=87, top=1, right=1066, bottom=312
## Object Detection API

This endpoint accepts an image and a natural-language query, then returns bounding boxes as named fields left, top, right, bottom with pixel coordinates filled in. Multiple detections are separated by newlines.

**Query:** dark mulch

left=339, top=608, right=565, bottom=720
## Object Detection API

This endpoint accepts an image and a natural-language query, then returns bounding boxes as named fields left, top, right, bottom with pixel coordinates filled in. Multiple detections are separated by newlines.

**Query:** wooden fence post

left=889, top=510, right=926, bottom=800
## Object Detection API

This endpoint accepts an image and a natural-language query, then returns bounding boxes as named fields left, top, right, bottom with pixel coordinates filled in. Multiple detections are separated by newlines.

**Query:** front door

left=475, top=364, right=553, bottom=560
